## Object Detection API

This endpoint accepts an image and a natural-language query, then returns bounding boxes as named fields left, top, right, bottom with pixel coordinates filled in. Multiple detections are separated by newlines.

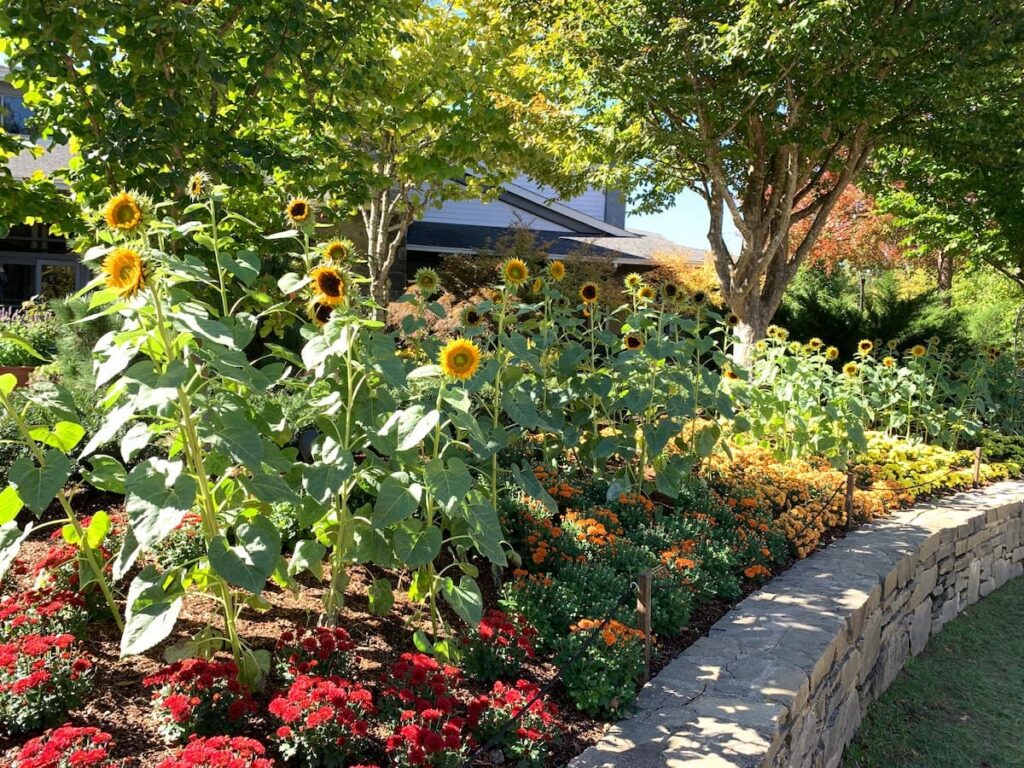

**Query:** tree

left=494, top=0, right=1024, bottom=359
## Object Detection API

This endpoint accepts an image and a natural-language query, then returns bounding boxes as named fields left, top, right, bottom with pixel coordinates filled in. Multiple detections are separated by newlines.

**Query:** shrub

left=153, top=514, right=207, bottom=571
left=458, top=609, right=537, bottom=684
left=154, top=736, right=275, bottom=768
left=470, top=680, right=560, bottom=768
left=0, top=588, right=87, bottom=639
left=558, top=619, right=645, bottom=719
left=142, top=659, right=256, bottom=743
left=268, top=675, right=375, bottom=766
left=13, top=724, right=119, bottom=768
left=273, top=625, right=356, bottom=681
left=0, top=305, right=59, bottom=366
left=0, top=633, right=93, bottom=735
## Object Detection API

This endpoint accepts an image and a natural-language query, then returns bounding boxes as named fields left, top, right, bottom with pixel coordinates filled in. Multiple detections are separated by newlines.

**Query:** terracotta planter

left=0, top=365, right=35, bottom=388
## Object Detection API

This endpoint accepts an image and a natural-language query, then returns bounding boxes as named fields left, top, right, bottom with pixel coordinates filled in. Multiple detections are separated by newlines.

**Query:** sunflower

left=988, top=346, right=1000, bottom=361
left=929, top=336, right=940, bottom=346
left=825, top=346, right=839, bottom=361
left=843, top=361, right=859, bottom=377
left=502, top=258, right=530, bottom=287
left=187, top=171, right=210, bottom=201
left=624, top=333, right=644, bottom=350
left=624, top=272, right=643, bottom=290
left=531, top=277, right=543, bottom=294
left=286, top=197, right=312, bottom=224
left=883, top=356, right=896, bottom=368
left=102, top=247, right=145, bottom=297
left=548, top=260, right=566, bottom=281
left=310, top=265, right=346, bottom=306
left=911, top=344, right=927, bottom=358
left=307, top=299, right=335, bottom=327
left=637, top=285, right=655, bottom=303
left=461, top=306, right=483, bottom=326
left=691, top=290, right=707, bottom=306
left=662, top=282, right=680, bottom=301
left=766, top=324, right=789, bottom=341
left=323, top=239, right=350, bottom=264
left=807, top=337, right=824, bottom=351
left=857, top=339, right=874, bottom=355
left=725, top=313, right=739, bottom=327
left=723, top=367, right=739, bottom=381
left=886, top=339, right=898, bottom=351
left=439, top=338, right=481, bottom=381
left=414, top=267, right=440, bottom=295
left=103, top=192, right=144, bottom=232
left=579, top=282, right=599, bottom=304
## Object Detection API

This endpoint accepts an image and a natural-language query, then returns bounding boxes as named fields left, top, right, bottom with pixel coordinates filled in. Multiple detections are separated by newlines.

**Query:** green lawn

left=843, top=577, right=1024, bottom=768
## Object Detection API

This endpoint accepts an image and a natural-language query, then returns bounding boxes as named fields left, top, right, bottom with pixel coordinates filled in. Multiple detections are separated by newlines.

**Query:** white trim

left=500, top=179, right=635, bottom=238
left=404, top=244, right=480, bottom=255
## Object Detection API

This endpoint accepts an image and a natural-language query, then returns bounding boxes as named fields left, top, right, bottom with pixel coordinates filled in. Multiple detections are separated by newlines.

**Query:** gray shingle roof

left=7, top=142, right=71, bottom=182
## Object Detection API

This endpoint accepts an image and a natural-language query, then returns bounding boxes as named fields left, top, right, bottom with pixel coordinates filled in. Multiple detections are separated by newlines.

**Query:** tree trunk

left=730, top=285, right=776, bottom=366
left=937, top=249, right=953, bottom=305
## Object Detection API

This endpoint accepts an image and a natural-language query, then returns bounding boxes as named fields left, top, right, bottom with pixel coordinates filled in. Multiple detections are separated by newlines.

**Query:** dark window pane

left=1, top=95, right=31, bottom=134
left=40, top=263, right=76, bottom=299
left=0, top=261, right=35, bottom=305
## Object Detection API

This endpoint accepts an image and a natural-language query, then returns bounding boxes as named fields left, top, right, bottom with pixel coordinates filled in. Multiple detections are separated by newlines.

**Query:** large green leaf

left=208, top=515, right=281, bottom=594
left=373, top=474, right=422, bottom=528
left=288, top=539, right=326, bottom=580
left=0, top=486, right=23, bottom=525
left=395, top=406, right=440, bottom=452
left=511, top=463, right=558, bottom=516
left=202, top=403, right=264, bottom=468
left=302, top=457, right=353, bottom=505
left=441, top=575, right=483, bottom=626
left=423, top=458, right=473, bottom=513
left=0, top=521, right=32, bottom=583
left=121, top=565, right=183, bottom=656
left=125, top=458, right=197, bottom=550
left=28, top=421, right=85, bottom=453
left=394, top=522, right=442, bottom=568
left=9, top=450, right=72, bottom=515
left=465, top=498, right=507, bottom=566
left=82, top=455, right=127, bottom=494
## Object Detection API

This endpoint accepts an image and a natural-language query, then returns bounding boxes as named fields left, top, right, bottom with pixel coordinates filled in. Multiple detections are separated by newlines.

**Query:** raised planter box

left=571, top=480, right=1024, bottom=768
left=0, top=365, right=34, bottom=388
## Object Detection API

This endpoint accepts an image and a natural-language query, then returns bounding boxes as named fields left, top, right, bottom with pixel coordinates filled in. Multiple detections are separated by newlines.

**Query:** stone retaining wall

left=570, top=481, right=1024, bottom=768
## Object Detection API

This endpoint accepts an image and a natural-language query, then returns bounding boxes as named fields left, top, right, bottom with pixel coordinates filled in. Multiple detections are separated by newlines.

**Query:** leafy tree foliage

left=493, top=0, right=1024, bottom=357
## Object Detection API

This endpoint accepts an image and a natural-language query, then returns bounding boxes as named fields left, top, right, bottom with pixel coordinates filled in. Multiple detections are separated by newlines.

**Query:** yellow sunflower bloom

left=310, top=265, right=346, bottom=306
left=624, top=333, right=644, bottom=350
left=843, top=361, right=859, bottom=376
left=187, top=171, right=210, bottom=201
left=624, top=272, right=642, bottom=290
left=548, top=260, right=566, bottom=281
left=580, top=282, right=599, bottom=304
left=439, top=338, right=481, bottom=381
left=661, top=282, right=680, bottom=301
left=691, top=290, right=707, bottom=306
left=286, top=197, right=312, bottom=224
left=883, top=356, right=896, bottom=368
left=103, top=192, right=143, bottom=232
left=825, top=346, right=839, bottom=361
left=102, top=247, right=145, bottom=297
left=725, top=313, right=740, bottom=327
left=461, top=306, right=483, bottom=326
left=723, top=367, right=739, bottom=380
left=911, top=344, right=927, bottom=358
left=531, top=277, right=543, bottom=293
left=857, top=339, right=874, bottom=354
left=308, top=299, right=335, bottom=327
left=502, top=258, right=529, bottom=287
left=637, top=285, right=655, bottom=303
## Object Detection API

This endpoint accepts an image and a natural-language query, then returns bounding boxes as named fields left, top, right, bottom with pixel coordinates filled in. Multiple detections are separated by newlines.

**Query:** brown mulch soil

left=0, top=489, right=798, bottom=768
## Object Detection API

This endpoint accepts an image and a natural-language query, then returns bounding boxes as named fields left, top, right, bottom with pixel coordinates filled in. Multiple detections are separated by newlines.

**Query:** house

left=1, top=66, right=85, bottom=306
left=1, top=66, right=704, bottom=306
left=401, top=176, right=705, bottom=284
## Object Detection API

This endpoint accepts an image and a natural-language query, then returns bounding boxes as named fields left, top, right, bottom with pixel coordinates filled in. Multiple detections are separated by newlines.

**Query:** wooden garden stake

left=973, top=447, right=983, bottom=487
left=637, top=571, right=653, bottom=683
left=845, top=471, right=856, bottom=531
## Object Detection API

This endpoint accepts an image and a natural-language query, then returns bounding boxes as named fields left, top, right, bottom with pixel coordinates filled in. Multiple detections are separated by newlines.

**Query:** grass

left=842, top=577, right=1024, bottom=768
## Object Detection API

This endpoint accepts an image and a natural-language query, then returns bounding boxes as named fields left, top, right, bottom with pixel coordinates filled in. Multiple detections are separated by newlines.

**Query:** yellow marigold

left=825, top=346, right=839, bottom=361
left=548, top=260, right=566, bottom=281
left=102, top=247, right=145, bottom=297
left=624, top=333, right=644, bottom=351
left=310, top=265, right=346, bottom=306
left=414, top=267, right=440, bottom=294
left=286, top=197, right=312, bottom=224
left=307, top=299, right=334, bottom=327
left=187, top=171, right=210, bottom=201
left=911, top=344, right=927, bottom=358
left=624, top=272, right=642, bottom=290
left=843, top=361, right=859, bottom=376
left=323, top=239, right=350, bottom=263
left=883, top=356, right=896, bottom=368
left=439, top=338, right=481, bottom=380
left=103, top=192, right=143, bottom=232
left=502, top=258, right=529, bottom=287
left=858, top=339, right=874, bottom=354
left=579, top=282, right=599, bottom=304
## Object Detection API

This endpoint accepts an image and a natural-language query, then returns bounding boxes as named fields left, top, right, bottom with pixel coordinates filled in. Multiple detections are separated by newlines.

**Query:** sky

left=626, top=189, right=742, bottom=254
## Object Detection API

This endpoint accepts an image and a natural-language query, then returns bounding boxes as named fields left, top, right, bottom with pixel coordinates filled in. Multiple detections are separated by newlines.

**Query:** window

left=0, top=94, right=31, bottom=134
